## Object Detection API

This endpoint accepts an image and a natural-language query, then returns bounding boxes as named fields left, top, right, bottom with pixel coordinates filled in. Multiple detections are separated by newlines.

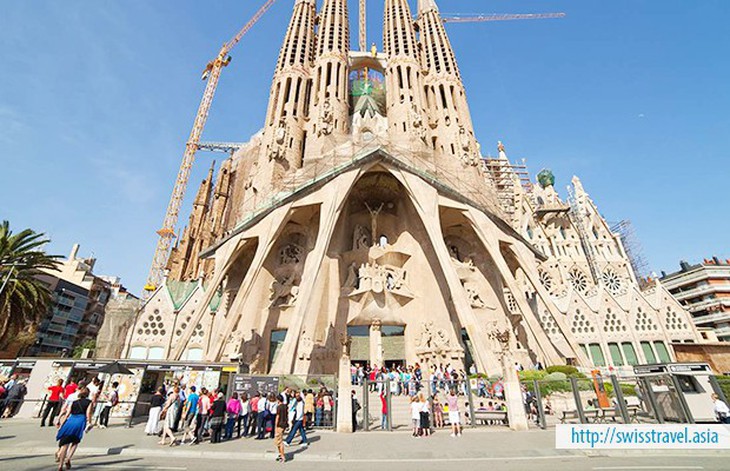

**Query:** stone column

left=488, top=323, right=529, bottom=431
left=369, top=320, right=383, bottom=368
left=336, top=334, right=354, bottom=433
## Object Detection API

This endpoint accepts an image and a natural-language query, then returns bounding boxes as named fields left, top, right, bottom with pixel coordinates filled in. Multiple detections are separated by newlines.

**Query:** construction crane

left=359, top=0, right=367, bottom=52
left=143, top=0, right=278, bottom=296
left=442, top=12, right=566, bottom=24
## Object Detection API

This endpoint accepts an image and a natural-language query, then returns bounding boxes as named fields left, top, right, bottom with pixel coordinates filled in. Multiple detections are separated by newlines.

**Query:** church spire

left=418, top=0, right=477, bottom=162
left=384, top=0, right=427, bottom=148
left=306, top=0, right=351, bottom=157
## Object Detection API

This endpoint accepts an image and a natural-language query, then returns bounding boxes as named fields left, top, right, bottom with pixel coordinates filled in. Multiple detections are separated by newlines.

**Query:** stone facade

left=124, top=0, right=700, bottom=376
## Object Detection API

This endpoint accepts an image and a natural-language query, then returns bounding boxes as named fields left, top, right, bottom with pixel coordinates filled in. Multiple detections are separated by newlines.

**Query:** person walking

left=99, top=381, right=119, bottom=429
left=180, top=385, right=199, bottom=444
left=712, top=393, right=730, bottom=424
left=447, top=389, right=462, bottom=437
left=419, top=393, right=431, bottom=437
left=284, top=394, right=309, bottom=447
left=209, top=391, right=226, bottom=443
left=42, top=379, right=65, bottom=427
left=274, top=394, right=288, bottom=463
left=195, top=388, right=211, bottom=444
left=55, top=387, right=93, bottom=471
left=224, top=392, right=241, bottom=440
left=248, top=393, right=260, bottom=437
left=351, top=390, right=361, bottom=431
left=380, top=390, right=388, bottom=430
left=172, top=385, right=186, bottom=432
left=145, top=387, right=165, bottom=435
left=238, top=393, right=250, bottom=437
left=304, top=389, right=315, bottom=430
left=159, top=386, right=180, bottom=446
left=410, top=395, right=422, bottom=437
left=432, top=395, right=444, bottom=429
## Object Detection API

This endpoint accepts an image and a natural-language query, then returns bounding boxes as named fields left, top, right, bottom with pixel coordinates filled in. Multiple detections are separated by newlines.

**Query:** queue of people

left=143, top=382, right=335, bottom=454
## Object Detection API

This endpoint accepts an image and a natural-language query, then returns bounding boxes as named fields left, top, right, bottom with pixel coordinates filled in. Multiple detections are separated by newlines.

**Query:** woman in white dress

left=158, top=386, right=180, bottom=446
left=145, top=387, right=164, bottom=435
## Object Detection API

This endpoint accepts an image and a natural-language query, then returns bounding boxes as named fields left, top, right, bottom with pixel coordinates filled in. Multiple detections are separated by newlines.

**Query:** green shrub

left=717, top=376, right=730, bottom=401
left=545, top=365, right=579, bottom=376
left=544, top=372, right=567, bottom=381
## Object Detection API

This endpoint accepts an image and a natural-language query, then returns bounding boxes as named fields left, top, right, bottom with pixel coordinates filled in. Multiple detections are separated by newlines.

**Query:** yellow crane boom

left=143, top=0, right=278, bottom=295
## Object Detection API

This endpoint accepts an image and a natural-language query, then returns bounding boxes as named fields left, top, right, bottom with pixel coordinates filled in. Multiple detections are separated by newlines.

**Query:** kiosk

left=633, top=363, right=719, bottom=423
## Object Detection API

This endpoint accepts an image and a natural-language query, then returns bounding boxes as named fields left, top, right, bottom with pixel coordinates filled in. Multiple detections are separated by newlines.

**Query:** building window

left=148, top=347, right=164, bottom=360
left=184, top=348, right=204, bottom=361
left=588, top=343, right=606, bottom=367
left=608, top=343, right=624, bottom=366
left=579, top=344, right=589, bottom=360
left=621, top=342, right=639, bottom=366
left=640, top=341, right=656, bottom=363
left=129, top=346, right=147, bottom=360
left=653, top=341, right=671, bottom=363
left=268, top=329, right=288, bottom=371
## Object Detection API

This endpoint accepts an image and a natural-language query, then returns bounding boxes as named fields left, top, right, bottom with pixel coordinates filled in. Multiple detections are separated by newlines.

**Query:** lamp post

left=487, top=321, right=529, bottom=431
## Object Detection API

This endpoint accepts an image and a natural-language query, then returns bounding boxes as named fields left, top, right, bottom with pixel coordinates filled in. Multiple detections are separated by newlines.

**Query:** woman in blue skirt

left=55, top=387, right=93, bottom=470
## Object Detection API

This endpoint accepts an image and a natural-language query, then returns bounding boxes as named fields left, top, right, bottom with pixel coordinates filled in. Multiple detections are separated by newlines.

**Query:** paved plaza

left=0, top=418, right=727, bottom=470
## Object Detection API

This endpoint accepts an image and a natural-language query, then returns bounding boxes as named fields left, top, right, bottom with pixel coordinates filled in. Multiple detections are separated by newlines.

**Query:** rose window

left=539, top=270, right=553, bottom=293
left=602, top=269, right=622, bottom=294
left=569, top=268, right=588, bottom=293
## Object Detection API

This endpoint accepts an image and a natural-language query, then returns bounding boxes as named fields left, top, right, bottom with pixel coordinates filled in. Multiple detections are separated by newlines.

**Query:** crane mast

left=359, top=0, right=367, bottom=51
left=143, top=0, right=278, bottom=295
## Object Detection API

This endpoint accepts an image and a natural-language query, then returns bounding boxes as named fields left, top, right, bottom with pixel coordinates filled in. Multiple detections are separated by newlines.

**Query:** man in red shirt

left=41, top=379, right=64, bottom=427
left=63, top=380, right=77, bottom=398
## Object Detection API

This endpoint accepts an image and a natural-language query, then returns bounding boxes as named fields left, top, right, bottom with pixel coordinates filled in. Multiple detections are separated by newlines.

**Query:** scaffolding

left=611, top=219, right=651, bottom=283
left=482, top=157, right=532, bottom=221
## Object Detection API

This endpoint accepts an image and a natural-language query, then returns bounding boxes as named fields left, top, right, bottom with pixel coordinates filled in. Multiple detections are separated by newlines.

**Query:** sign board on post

left=231, top=375, right=280, bottom=397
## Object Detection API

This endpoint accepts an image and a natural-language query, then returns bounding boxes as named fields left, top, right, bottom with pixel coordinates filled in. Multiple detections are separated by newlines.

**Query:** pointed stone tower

left=167, top=162, right=215, bottom=281
left=417, top=0, right=478, bottom=162
left=252, top=0, right=317, bottom=200
left=383, top=0, right=428, bottom=150
left=306, top=0, right=351, bottom=158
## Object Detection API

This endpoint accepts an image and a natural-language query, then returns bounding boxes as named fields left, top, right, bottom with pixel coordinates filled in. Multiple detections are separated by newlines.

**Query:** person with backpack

left=98, top=381, right=119, bottom=428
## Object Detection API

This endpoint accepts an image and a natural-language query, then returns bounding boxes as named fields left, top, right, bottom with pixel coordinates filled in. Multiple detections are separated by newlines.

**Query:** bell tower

left=417, top=0, right=478, bottom=163
left=384, top=0, right=428, bottom=150
left=306, top=0, right=351, bottom=158
left=260, top=0, right=317, bottom=175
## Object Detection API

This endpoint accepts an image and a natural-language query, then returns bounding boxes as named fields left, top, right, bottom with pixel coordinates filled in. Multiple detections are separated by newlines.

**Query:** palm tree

left=0, top=220, right=61, bottom=352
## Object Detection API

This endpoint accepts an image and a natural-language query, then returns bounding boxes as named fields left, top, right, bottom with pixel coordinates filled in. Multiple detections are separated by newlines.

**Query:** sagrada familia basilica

left=123, top=0, right=700, bottom=376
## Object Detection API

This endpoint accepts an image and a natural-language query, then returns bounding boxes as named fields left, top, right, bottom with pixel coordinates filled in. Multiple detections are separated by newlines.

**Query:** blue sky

left=1, top=0, right=728, bottom=294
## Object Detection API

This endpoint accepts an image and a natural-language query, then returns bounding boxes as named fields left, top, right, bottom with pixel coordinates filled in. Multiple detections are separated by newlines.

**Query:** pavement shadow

left=25, top=457, right=145, bottom=471
left=107, top=444, right=136, bottom=455
left=0, top=435, right=15, bottom=440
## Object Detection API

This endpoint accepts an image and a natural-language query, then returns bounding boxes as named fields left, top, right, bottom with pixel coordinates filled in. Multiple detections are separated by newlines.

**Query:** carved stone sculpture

left=269, top=119, right=288, bottom=161
left=352, top=224, right=370, bottom=250
left=318, top=98, right=334, bottom=136
left=410, top=104, right=426, bottom=142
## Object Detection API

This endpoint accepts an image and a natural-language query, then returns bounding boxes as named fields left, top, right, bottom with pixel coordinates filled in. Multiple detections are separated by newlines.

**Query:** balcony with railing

left=672, top=283, right=730, bottom=302
left=692, top=310, right=730, bottom=325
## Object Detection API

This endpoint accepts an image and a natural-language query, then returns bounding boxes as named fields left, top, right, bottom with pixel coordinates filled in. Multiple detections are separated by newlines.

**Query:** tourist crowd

left=143, top=382, right=335, bottom=461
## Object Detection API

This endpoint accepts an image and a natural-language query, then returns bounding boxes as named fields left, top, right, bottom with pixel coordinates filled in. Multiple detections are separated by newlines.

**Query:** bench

left=598, top=408, right=620, bottom=423
left=473, top=410, right=508, bottom=426
left=560, top=409, right=600, bottom=423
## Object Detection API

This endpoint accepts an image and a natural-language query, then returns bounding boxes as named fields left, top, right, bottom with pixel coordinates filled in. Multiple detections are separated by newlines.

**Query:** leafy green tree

left=72, top=339, right=96, bottom=359
left=0, top=221, right=60, bottom=352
